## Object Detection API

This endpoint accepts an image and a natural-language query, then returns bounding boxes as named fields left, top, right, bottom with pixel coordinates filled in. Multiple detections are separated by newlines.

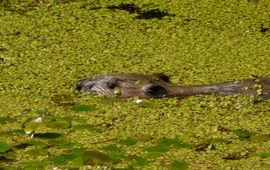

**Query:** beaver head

left=76, top=73, right=170, bottom=98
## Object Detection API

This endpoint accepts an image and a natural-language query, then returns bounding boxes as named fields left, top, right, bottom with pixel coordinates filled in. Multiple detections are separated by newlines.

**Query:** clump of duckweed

left=2, top=0, right=270, bottom=169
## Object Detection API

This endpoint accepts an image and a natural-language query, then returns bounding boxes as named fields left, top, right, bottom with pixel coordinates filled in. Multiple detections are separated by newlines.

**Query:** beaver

left=76, top=73, right=270, bottom=99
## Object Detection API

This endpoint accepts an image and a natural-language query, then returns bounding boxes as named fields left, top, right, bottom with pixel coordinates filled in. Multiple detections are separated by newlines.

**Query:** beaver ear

left=144, top=85, right=166, bottom=98
left=153, top=73, right=170, bottom=82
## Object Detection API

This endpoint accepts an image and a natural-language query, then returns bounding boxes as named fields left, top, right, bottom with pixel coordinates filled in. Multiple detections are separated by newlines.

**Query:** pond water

left=1, top=0, right=270, bottom=169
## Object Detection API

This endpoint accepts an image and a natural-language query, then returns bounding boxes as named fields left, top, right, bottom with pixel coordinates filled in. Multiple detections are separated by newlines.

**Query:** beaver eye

left=87, top=85, right=93, bottom=90
left=107, top=83, right=116, bottom=90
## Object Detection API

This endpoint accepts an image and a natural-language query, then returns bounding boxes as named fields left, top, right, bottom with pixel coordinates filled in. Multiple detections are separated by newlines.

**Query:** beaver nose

left=76, top=82, right=83, bottom=92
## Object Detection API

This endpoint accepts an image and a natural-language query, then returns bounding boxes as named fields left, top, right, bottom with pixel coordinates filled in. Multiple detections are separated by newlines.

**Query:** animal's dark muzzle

left=76, top=81, right=83, bottom=92
left=76, top=78, right=95, bottom=93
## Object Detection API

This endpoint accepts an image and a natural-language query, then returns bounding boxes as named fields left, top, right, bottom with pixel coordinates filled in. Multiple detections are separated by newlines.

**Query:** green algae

left=0, top=141, right=11, bottom=153
left=1, top=0, right=270, bottom=169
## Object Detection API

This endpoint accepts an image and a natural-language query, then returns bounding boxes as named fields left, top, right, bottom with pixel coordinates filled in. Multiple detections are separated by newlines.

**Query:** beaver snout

left=76, top=78, right=94, bottom=93
left=76, top=81, right=84, bottom=92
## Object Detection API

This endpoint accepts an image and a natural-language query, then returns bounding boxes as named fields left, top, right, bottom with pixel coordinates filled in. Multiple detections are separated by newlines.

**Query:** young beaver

left=76, top=73, right=270, bottom=99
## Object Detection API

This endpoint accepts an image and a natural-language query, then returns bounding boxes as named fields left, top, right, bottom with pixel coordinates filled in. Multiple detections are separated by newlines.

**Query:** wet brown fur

left=76, top=73, right=270, bottom=99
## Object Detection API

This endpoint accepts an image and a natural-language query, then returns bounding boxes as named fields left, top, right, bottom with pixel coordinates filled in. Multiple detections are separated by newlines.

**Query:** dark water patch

left=194, top=141, right=212, bottom=152
left=260, top=24, right=269, bottom=33
left=85, top=3, right=174, bottom=20
left=107, top=3, right=140, bottom=13
left=0, top=155, right=13, bottom=162
left=0, top=47, right=8, bottom=52
left=34, top=132, right=62, bottom=139
left=0, top=30, right=21, bottom=36
left=194, top=138, right=230, bottom=152
left=13, top=143, right=32, bottom=150
left=223, top=152, right=249, bottom=160
left=136, top=9, right=173, bottom=19
left=0, top=57, right=4, bottom=64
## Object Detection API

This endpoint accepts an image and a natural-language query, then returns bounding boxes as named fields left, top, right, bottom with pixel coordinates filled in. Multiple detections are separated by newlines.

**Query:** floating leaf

left=11, top=129, right=25, bottom=136
left=59, top=116, right=75, bottom=122
left=0, top=141, right=11, bottom=153
left=146, top=144, right=169, bottom=153
left=169, top=160, right=189, bottom=170
left=50, top=148, right=111, bottom=166
left=258, top=152, right=270, bottom=158
left=107, top=151, right=126, bottom=163
left=119, top=138, right=137, bottom=146
left=231, top=130, right=251, bottom=138
left=50, top=149, right=82, bottom=165
left=144, top=150, right=164, bottom=158
left=72, top=124, right=102, bottom=133
left=51, top=155, right=72, bottom=165
left=26, top=148, right=48, bottom=157
left=99, top=145, right=125, bottom=163
left=27, top=139, right=46, bottom=147
left=21, top=161, right=47, bottom=170
left=71, top=105, right=97, bottom=112
left=0, top=129, right=25, bottom=137
left=144, top=144, right=168, bottom=158
left=129, top=155, right=148, bottom=166
left=0, top=116, right=15, bottom=125
left=157, top=138, right=192, bottom=149
left=144, top=138, right=192, bottom=158
left=72, top=155, right=84, bottom=166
